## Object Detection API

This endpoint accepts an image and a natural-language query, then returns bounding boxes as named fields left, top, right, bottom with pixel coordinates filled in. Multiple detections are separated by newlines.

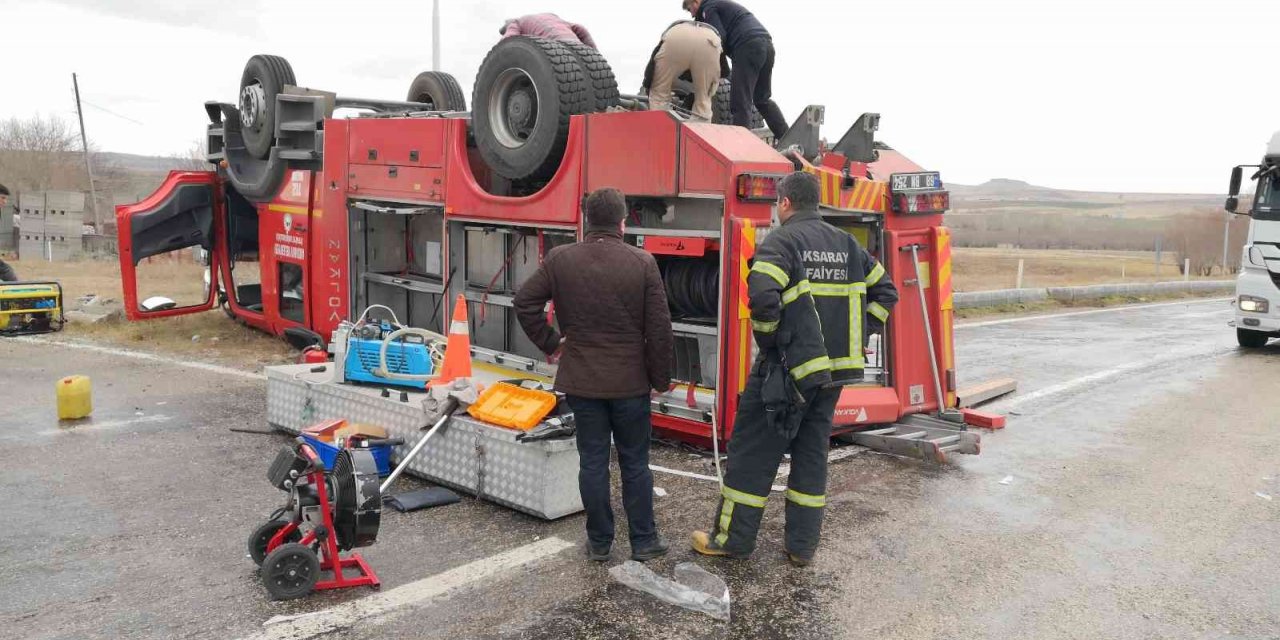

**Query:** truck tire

left=406, top=71, right=467, bottom=112
left=1237, top=328, right=1270, bottom=348
left=673, top=78, right=763, bottom=127
left=473, top=36, right=590, bottom=181
left=239, top=55, right=296, bottom=160
left=559, top=41, right=619, bottom=113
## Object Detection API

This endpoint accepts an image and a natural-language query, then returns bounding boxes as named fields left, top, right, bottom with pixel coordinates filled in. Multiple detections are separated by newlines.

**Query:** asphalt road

left=3, top=297, right=1279, bottom=640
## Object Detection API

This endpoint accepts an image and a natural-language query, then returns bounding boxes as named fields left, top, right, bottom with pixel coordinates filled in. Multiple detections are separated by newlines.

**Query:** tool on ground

left=249, top=438, right=382, bottom=600
left=55, top=375, right=92, bottom=420
left=383, top=486, right=462, bottom=513
left=379, top=395, right=460, bottom=494
left=905, top=244, right=963, bottom=423
left=1, top=281, right=65, bottom=336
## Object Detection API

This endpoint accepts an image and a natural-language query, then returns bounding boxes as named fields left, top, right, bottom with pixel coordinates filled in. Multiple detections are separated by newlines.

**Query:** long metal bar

left=379, top=400, right=456, bottom=493
left=909, top=244, right=946, bottom=415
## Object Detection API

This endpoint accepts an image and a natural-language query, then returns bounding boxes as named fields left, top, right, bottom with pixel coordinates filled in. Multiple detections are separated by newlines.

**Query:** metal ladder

left=844, top=414, right=980, bottom=464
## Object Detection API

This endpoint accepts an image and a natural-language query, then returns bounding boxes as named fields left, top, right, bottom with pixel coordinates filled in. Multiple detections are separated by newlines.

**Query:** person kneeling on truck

left=500, top=13, right=597, bottom=49
left=641, top=20, right=730, bottom=122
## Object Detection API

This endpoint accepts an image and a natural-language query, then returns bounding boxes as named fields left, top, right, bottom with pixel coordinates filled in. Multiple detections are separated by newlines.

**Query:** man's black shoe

left=631, top=538, right=669, bottom=562
left=587, top=544, right=612, bottom=562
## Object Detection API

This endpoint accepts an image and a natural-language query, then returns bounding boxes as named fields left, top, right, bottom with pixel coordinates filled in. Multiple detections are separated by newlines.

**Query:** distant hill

left=98, top=152, right=197, bottom=175
left=948, top=179, right=1225, bottom=218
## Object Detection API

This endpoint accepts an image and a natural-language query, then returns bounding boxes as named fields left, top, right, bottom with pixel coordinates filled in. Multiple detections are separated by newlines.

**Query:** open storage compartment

left=349, top=200, right=447, bottom=331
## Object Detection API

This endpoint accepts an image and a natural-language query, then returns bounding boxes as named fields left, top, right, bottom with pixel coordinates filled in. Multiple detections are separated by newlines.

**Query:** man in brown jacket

left=514, top=187, right=673, bottom=563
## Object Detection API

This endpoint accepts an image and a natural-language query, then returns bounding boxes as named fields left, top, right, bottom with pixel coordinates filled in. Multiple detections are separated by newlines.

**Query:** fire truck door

left=116, top=171, right=223, bottom=320
left=261, top=200, right=311, bottom=330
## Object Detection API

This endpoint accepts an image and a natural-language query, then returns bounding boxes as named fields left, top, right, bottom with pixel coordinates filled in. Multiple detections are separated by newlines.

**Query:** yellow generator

left=0, top=281, right=65, bottom=335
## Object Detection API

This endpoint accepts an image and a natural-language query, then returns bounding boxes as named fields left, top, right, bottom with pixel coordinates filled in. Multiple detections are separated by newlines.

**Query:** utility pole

left=72, top=73, right=100, bottom=233
left=1222, top=212, right=1232, bottom=276
left=432, top=0, right=441, bottom=71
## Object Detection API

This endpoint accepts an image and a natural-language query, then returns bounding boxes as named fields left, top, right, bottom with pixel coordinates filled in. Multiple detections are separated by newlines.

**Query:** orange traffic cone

left=429, top=294, right=473, bottom=387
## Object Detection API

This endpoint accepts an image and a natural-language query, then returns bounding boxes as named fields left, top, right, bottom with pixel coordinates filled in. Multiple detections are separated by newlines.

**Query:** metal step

left=845, top=414, right=980, bottom=463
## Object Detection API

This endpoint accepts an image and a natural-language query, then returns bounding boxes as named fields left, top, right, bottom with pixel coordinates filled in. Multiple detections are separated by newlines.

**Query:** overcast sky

left=1, top=0, right=1276, bottom=193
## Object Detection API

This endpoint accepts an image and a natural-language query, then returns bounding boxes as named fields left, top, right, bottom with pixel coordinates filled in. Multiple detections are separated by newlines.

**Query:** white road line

left=38, top=414, right=171, bottom=436
left=999, top=345, right=1230, bottom=410
left=648, top=465, right=785, bottom=492
left=651, top=447, right=860, bottom=493
left=242, top=536, right=575, bottom=640
left=9, top=337, right=265, bottom=381
left=956, top=297, right=1231, bottom=329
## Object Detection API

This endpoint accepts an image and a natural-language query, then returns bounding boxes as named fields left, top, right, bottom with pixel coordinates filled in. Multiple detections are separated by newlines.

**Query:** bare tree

left=0, top=114, right=86, bottom=192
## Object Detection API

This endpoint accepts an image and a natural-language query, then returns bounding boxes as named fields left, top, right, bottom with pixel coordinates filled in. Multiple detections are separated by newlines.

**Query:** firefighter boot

left=690, top=530, right=735, bottom=558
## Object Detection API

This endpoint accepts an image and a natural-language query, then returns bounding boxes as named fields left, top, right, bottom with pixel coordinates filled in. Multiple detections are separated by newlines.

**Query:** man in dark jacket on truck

left=515, top=187, right=674, bottom=563
left=683, top=0, right=788, bottom=139
left=692, top=171, right=897, bottom=566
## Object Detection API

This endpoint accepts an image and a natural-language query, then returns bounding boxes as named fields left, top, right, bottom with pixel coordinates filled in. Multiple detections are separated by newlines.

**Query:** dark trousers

left=567, top=394, right=658, bottom=549
left=709, top=374, right=841, bottom=558
left=729, top=37, right=788, bottom=139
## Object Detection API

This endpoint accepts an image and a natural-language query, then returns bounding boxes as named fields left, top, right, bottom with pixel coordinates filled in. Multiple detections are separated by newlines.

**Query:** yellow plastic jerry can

left=56, top=375, right=93, bottom=420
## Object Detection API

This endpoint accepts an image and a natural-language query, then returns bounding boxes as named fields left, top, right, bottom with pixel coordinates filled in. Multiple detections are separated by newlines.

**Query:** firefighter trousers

left=710, top=372, right=841, bottom=559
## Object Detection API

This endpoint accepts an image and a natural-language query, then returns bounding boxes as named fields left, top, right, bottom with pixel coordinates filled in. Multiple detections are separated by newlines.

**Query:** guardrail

left=953, top=280, right=1235, bottom=309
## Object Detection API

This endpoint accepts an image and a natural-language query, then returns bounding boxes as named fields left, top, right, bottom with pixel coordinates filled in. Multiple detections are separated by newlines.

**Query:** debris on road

left=1255, top=492, right=1273, bottom=501
left=999, top=475, right=1014, bottom=485
left=654, top=487, right=668, bottom=498
left=609, top=560, right=730, bottom=621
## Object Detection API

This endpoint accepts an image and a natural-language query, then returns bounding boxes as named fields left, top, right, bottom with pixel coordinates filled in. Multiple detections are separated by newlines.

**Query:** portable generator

left=248, top=438, right=388, bottom=600
left=0, top=281, right=65, bottom=336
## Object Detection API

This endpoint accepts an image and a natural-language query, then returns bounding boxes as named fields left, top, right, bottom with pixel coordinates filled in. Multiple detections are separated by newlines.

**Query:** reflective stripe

left=722, top=485, right=768, bottom=508
left=715, top=499, right=735, bottom=546
left=786, top=489, right=826, bottom=508
left=850, top=289, right=862, bottom=368
left=781, top=280, right=812, bottom=305
left=868, top=301, right=889, bottom=322
left=450, top=320, right=468, bottom=334
left=831, top=356, right=864, bottom=370
left=864, top=262, right=885, bottom=286
left=751, top=261, right=790, bottom=288
left=790, top=356, right=831, bottom=381
left=752, top=319, right=779, bottom=333
left=810, top=282, right=866, bottom=296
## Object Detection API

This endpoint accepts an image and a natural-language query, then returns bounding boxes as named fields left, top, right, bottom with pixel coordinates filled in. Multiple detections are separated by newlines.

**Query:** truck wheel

left=473, top=36, right=589, bottom=181
left=239, top=55, right=296, bottom=160
left=559, top=41, right=619, bottom=113
left=406, top=71, right=467, bottom=111
left=673, top=78, right=763, bottom=127
left=1237, top=328, right=1270, bottom=348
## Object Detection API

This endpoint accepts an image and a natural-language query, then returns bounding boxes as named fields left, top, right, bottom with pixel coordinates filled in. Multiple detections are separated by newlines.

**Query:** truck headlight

left=1239, top=295, right=1269, bottom=313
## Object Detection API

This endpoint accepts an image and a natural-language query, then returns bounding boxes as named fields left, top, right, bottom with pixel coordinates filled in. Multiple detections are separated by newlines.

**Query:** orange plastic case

left=467, top=383, right=558, bottom=431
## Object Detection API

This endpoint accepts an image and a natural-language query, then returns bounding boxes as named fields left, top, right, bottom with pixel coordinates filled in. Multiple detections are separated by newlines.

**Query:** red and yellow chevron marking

left=936, top=227, right=956, bottom=408
left=737, top=219, right=758, bottom=392
left=801, top=164, right=889, bottom=213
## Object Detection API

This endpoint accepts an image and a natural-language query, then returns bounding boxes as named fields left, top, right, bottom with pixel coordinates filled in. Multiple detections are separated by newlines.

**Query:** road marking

left=38, top=414, right=171, bottom=436
left=242, top=536, right=575, bottom=640
left=999, top=345, right=1231, bottom=410
left=9, top=337, right=265, bottom=381
left=650, top=447, right=860, bottom=494
left=956, top=297, right=1230, bottom=329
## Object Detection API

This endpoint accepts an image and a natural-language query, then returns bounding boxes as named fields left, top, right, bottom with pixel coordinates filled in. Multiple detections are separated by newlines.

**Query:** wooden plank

left=956, top=377, right=1017, bottom=408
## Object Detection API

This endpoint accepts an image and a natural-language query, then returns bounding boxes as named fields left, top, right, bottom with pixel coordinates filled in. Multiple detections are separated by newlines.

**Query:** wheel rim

left=239, top=81, right=267, bottom=132
left=267, top=551, right=314, bottom=592
left=489, top=68, right=540, bottom=149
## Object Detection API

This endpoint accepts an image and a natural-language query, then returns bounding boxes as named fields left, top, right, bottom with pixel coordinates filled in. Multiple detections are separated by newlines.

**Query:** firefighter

left=692, top=171, right=898, bottom=566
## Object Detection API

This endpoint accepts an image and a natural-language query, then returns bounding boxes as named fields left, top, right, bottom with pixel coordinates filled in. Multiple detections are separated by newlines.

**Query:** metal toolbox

left=265, top=364, right=582, bottom=520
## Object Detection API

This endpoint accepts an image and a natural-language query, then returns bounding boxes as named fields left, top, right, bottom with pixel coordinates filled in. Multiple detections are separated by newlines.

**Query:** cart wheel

left=261, top=543, right=320, bottom=600
left=248, top=519, right=301, bottom=566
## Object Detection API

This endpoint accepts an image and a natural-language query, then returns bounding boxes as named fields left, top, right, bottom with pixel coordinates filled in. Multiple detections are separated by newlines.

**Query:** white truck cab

left=1226, top=131, right=1280, bottom=348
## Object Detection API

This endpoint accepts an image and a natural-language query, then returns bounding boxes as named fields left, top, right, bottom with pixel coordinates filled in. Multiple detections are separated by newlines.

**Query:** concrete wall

left=954, top=280, right=1235, bottom=309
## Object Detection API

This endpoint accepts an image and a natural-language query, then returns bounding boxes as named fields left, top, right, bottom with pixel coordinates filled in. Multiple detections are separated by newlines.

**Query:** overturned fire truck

left=118, top=39, right=986, bottom=460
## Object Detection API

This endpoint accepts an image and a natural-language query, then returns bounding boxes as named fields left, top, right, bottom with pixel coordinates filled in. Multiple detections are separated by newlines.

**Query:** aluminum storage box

left=265, top=364, right=582, bottom=520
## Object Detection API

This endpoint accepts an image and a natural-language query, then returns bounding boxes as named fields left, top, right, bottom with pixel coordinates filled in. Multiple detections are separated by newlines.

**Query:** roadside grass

left=953, top=248, right=1229, bottom=292
left=954, top=290, right=1230, bottom=320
